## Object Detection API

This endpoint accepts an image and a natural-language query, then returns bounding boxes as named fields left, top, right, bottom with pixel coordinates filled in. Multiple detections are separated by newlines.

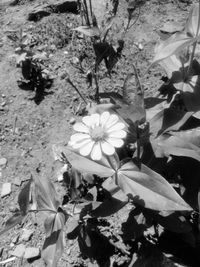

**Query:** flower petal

left=90, top=113, right=100, bottom=128
left=91, top=142, right=102, bottom=160
left=101, top=141, right=115, bottom=155
left=109, top=130, right=126, bottom=138
left=100, top=111, right=110, bottom=126
left=70, top=133, right=90, bottom=142
left=72, top=139, right=91, bottom=149
left=106, top=137, right=124, bottom=148
left=104, top=114, right=119, bottom=129
left=82, top=115, right=92, bottom=127
left=107, top=122, right=125, bottom=133
left=79, top=140, right=95, bottom=156
left=73, top=122, right=89, bottom=133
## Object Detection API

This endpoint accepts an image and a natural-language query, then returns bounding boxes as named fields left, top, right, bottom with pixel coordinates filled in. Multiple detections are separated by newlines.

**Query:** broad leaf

left=33, top=175, right=60, bottom=212
left=170, top=127, right=200, bottom=147
left=152, top=32, right=193, bottom=64
left=63, top=146, right=117, bottom=177
left=102, top=177, right=128, bottom=202
left=42, top=209, right=67, bottom=267
left=185, top=3, right=200, bottom=38
left=182, top=76, right=200, bottom=112
left=149, top=107, right=193, bottom=138
left=0, top=211, right=24, bottom=236
left=18, top=179, right=32, bottom=216
left=117, top=160, right=192, bottom=211
left=153, top=134, right=200, bottom=162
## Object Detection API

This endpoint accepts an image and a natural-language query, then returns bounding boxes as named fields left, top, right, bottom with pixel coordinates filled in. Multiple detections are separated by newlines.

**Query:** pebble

left=0, top=158, right=7, bottom=166
left=69, top=118, right=76, bottom=125
left=20, top=229, right=34, bottom=242
left=24, top=247, right=40, bottom=259
left=11, top=244, right=26, bottom=258
left=12, top=235, right=19, bottom=244
left=1, top=183, right=11, bottom=198
left=13, top=177, right=21, bottom=186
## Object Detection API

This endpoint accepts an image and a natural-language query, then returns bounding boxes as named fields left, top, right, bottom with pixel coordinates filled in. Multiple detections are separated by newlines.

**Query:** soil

left=0, top=0, right=197, bottom=266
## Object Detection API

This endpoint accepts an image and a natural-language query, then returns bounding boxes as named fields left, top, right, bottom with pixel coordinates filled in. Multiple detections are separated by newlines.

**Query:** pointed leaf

left=63, top=146, right=116, bottom=177
left=33, top=175, right=60, bottom=212
left=42, top=210, right=67, bottom=267
left=185, top=3, right=200, bottom=38
left=149, top=107, right=193, bottom=138
left=170, top=127, right=200, bottom=147
left=102, top=177, right=128, bottom=202
left=153, top=135, right=200, bottom=162
left=117, top=160, right=192, bottom=211
left=18, top=179, right=32, bottom=216
left=152, top=32, right=193, bottom=64
left=0, top=211, right=24, bottom=236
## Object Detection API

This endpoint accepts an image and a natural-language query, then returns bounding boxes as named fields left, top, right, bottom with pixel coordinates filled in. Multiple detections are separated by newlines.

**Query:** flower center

left=90, top=126, right=106, bottom=141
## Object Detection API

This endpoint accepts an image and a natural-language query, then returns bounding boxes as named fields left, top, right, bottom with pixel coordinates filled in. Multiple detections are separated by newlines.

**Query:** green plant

left=3, top=1, right=200, bottom=267
left=13, top=30, right=53, bottom=104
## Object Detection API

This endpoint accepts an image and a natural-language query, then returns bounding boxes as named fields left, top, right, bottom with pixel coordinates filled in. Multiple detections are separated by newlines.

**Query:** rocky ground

left=0, top=0, right=196, bottom=266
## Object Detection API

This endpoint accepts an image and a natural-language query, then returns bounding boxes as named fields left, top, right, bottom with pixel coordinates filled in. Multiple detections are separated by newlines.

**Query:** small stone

left=69, top=118, right=76, bottom=125
left=1, top=102, right=6, bottom=107
left=1, top=183, right=11, bottom=197
left=13, top=177, right=21, bottom=186
left=24, top=247, right=40, bottom=259
left=1, top=94, right=6, bottom=98
left=138, top=43, right=143, bottom=50
left=9, top=204, right=18, bottom=212
left=64, top=51, right=69, bottom=55
left=12, top=235, right=19, bottom=244
left=0, top=158, right=7, bottom=166
left=11, top=244, right=26, bottom=258
left=20, top=229, right=34, bottom=242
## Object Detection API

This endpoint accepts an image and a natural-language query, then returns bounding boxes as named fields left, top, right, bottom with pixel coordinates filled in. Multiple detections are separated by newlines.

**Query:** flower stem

left=136, top=124, right=141, bottom=170
left=187, top=0, right=200, bottom=77
left=66, top=76, right=87, bottom=104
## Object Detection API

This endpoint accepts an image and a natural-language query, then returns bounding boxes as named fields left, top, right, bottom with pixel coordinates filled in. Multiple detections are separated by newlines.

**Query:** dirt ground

left=0, top=0, right=197, bottom=266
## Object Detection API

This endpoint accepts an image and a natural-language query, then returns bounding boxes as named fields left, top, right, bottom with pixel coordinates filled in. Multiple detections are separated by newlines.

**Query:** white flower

left=69, top=111, right=126, bottom=160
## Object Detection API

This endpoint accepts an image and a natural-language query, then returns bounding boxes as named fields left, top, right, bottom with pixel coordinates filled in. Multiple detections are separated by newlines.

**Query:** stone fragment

left=24, top=247, right=40, bottom=259
left=1, top=183, right=11, bottom=197
left=69, top=117, right=76, bottom=125
left=20, top=229, right=34, bottom=242
left=11, top=244, right=26, bottom=258
left=0, top=158, right=7, bottom=166
left=13, top=177, right=21, bottom=186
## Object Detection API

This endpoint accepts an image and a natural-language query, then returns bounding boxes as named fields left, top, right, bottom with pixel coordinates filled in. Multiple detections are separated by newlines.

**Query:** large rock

left=28, top=0, right=78, bottom=21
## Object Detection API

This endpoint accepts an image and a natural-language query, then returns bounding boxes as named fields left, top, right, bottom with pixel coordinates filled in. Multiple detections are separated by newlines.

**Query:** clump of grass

left=31, top=14, right=78, bottom=49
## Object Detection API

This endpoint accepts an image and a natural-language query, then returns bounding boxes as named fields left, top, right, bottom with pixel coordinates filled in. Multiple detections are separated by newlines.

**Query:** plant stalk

left=66, top=77, right=87, bottom=104
left=187, top=0, right=200, bottom=77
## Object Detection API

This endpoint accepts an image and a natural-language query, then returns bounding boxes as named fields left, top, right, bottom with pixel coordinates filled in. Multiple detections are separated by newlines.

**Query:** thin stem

left=83, top=0, right=90, bottom=26
left=187, top=0, right=200, bottom=76
left=66, top=77, right=87, bottom=104
left=89, top=0, right=93, bottom=21
left=136, top=124, right=141, bottom=170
